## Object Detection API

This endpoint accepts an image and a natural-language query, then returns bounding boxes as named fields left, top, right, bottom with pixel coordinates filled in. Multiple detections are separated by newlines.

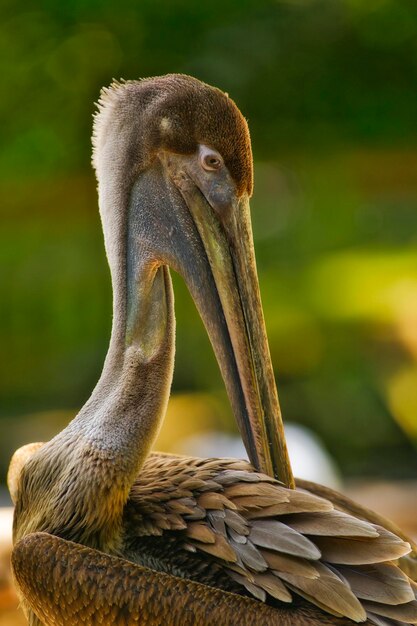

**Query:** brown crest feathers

left=92, top=74, right=253, bottom=196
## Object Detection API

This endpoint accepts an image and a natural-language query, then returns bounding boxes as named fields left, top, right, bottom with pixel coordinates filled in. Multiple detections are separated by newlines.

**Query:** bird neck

left=14, top=172, right=176, bottom=551
left=77, top=265, right=175, bottom=469
left=71, top=175, right=176, bottom=484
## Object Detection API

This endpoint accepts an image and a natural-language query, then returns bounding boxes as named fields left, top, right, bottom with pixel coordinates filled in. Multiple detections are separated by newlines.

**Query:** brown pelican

left=8, top=75, right=417, bottom=626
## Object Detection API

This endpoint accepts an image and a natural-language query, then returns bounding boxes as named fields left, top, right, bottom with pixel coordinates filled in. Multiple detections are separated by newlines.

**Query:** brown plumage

left=8, top=75, right=417, bottom=626
left=13, top=533, right=372, bottom=626
left=92, top=75, right=253, bottom=196
left=10, top=447, right=417, bottom=625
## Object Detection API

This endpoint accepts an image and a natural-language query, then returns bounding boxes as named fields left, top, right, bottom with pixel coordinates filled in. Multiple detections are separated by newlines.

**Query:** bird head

left=92, top=74, right=293, bottom=486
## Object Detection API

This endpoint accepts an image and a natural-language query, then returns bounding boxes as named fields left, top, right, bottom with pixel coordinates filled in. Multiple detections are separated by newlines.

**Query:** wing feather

left=229, top=537, right=268, bottom=572
left=279, top=561, right=367, bottom=623
left=126, top=454, right=417, bottom=626
left=363, top=600, right=417, bottom=623
left=262, top=551, right=319, bottom=579
left=337, top=563, right=415, bottom=605
left=250, top=520, right=321, bottom=559
left=285, top=510, right=379, bottom=538
left=314, top=528, right=411, bottom=565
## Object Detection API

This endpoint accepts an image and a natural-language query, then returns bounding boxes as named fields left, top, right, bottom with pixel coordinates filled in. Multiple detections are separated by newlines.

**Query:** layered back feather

left=126, top=454, right=417, bottom=625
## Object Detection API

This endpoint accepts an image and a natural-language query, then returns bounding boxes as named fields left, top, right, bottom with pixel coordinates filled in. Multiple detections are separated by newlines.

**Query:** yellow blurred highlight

left=154, top=393, right=232, bottom=453
left=387, top=367, right=417, bottom=443
left=391, top=280, right=417, bottom=362
left=308, top=249, right=417, bottom=324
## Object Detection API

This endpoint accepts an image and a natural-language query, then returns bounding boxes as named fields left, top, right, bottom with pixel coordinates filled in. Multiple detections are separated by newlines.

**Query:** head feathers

left=92, top=74, right=253, bottom=196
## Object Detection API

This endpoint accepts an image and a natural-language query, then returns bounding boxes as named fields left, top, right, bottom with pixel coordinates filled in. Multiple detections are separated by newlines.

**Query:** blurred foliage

left=3, top=0, right=417, bottom=177
left=1, top=0, right=417, bottom=488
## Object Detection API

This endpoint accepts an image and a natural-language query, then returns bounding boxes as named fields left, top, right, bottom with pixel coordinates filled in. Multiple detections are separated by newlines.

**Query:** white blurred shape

left=177, top=423, right=341, bottom=489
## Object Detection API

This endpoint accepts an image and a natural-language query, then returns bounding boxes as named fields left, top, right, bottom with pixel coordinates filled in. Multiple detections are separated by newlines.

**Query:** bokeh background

left=1, top=0, right=417, bottom=508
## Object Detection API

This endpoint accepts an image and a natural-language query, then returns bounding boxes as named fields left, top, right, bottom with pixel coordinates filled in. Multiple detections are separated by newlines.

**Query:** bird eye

left=200, top=147, right=222, bottom=171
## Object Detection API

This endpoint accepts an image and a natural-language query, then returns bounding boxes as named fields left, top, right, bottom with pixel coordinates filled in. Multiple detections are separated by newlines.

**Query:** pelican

left=8, top=74, right=417, bottom=626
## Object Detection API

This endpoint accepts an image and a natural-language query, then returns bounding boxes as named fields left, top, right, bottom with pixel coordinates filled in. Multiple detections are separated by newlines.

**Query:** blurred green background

left=1, top=0, right=417, bottom=498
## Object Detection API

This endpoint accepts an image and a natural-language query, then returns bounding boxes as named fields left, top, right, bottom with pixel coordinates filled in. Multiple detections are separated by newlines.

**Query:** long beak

left=177, top=181, right=294, bottom=488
